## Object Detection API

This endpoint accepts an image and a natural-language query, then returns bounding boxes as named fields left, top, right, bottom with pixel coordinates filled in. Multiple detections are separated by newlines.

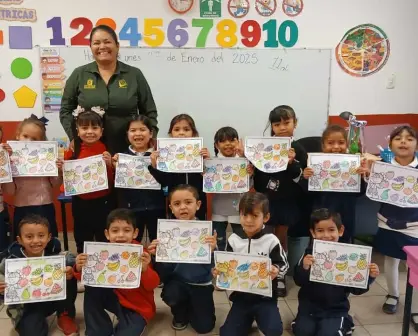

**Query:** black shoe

left=172, top=318, right=187, bottom=331
left=277, top=277, right=287, bottom=297
left=382, top=295, right=399, bottom=314
left=411, top=313, right=418, bottom=332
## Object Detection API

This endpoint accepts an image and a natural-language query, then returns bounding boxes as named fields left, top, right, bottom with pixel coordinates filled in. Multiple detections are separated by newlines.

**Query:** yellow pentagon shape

left=13, top=85, right=37, bottom=108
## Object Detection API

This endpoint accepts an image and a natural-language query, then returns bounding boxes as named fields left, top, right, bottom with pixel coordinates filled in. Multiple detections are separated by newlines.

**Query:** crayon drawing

left=5, top=255, right=66, bottom=305
left=82, top=242, right=143, bottom=289
left=157, top=138, right=203, bottom=173
left=308, top=154, right=361, bottom=192
left=244, top=137, right=291, bottom=173
left=0, top=147, right=12, bottom=183
left=156, top=219, right=212, bottom=264
left=310, top=240, right=372, bottom=289
left=8, top=141, right=58, bottom=177
left=203, top=158, right=249, bottom=193
left=63, top=155, right=108, bottom=196
left=214, top=251, right=272, bottom=297
left=115, top=154, right=161, bottom=190
left=366, top=161, right=418, bottom=208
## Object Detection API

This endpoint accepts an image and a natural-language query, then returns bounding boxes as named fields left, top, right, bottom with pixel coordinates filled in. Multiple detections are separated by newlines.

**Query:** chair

left=295, top=136, right=322, bottom=153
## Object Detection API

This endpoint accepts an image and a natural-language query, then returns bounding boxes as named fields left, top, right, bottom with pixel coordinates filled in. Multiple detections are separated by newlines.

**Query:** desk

left=57, top=193, right=72, bottom=251
left=402, top=246, right=418, bottom=336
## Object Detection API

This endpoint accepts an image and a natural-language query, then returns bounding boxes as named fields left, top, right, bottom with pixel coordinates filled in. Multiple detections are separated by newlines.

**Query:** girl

left=373, top=126, right=418, bottom=327
left=149, top=114, right=209, bottom=220
left=3, top=116, right=63, bottom=239
left=302, top=125, right=368, bottom=244
left=253, top=105, right=307, bottom=296
left=65, top=106, right=114, bottom=254
left=113, top=115, right=166, bottom=243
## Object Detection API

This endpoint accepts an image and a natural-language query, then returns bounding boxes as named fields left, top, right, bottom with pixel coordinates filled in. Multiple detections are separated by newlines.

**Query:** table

left=57, top=193, right=72, bottom=251
left=402, top=246, right=418, bottom=336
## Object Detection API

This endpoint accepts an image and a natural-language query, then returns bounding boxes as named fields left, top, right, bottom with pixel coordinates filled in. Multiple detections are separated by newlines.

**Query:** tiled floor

left=0, top=234, right=416, bottom=335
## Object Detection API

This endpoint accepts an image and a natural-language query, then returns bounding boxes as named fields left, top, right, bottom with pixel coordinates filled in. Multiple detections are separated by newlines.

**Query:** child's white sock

left=384, top=256, right=400, bottom=305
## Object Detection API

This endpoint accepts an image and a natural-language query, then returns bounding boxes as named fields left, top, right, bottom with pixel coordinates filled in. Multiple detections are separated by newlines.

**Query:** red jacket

left=73, top=242, right=160, bottom=322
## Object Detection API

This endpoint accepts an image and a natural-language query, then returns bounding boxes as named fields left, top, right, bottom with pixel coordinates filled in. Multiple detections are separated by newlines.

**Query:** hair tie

left=72, top=105, right=105, bottom=118
left=30, top=114, right=49, bottom=126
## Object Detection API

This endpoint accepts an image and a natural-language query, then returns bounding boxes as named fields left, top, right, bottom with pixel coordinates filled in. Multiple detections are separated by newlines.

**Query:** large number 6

left=143, top=19, right=165, bottom=47
left=167, top=19, right=189, bottom=48
left=70, top=17, right=93, bottom=46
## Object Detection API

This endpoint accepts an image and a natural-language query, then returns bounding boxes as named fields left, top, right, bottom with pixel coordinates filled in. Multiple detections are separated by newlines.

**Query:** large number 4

left=192, top=19, right=214, bottom=48
left=119, top=18, right=142, bottom=47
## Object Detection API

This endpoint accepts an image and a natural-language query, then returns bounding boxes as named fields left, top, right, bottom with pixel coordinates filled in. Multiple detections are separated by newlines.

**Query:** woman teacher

left=60, top=25, right=158, bottom=154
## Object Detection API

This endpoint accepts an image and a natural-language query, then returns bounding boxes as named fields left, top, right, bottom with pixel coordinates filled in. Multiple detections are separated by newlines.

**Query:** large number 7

left=143, top=18, right=165, bottom=47
left=192, top=19, right=214, bottom=48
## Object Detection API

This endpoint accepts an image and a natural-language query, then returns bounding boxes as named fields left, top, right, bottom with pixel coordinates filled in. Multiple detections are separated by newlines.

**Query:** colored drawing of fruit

left=22, top=288, right=30, bottom=300
left=380, top=189, right=389, bottom=201
left=273, top=155, right=280, bottom=161
left=30, top=276, right=43, bottom=286
left=224, top=183, right=231, bottom=191
left=98, top=177, right=105, bottom=185
left=95, top=262, right=105, bottom=271
left=408, top=194, right=418, bottom=204
left=100, top=250, right=109, bottom=260
left=329, top=170, right=341, bottom=178
left=92, top=173, right=98, bottom=180
left=84, top=182, right=92, bottom=190
left=250, top=262, right=259, bottom=270
left=257, top=280, right=268, bottom=289
left=357, top=254, right=367, bottom=270
left=349, top=167, right=357, bottom=175
left=240, top=281, right=249, bottom=289
left=29, top=166, right=38, bottom=174
left=335, top=261, right=348, bottom=272
left=348, top=266, right=357, bottom=274
left=196, top=247, right=208, bottom=257
left=18, top=278, right=28, bottom=287
left=335, top=274, right=345, bottom=283
left=325, top=271, right=333, bottom=282
left=239, top=166, right=247, bottom=177
left=129, top=252, right=140, bottom=268
left=170, top=248, right=179, bottom=260
left=109, top=253, right=120, bottom=261
left=121, top=251, right=130, bottom=260
left=250, top=274, right=259, bottom=282
left=180, top=250, right=189, bottom=259
left=216, top=262, right=228, bottom=273
left=108, top=275, right=117, bottom=285
left=97, top=271, right=106, bottom=284
left=273, top=144, right=281, bottom=151
left=229, top=259, right=238, bottom=269
left=51, top=283, right=63, bottom=294
left=341, top=172, right=350, bottom=180
left=53, top=265, right=64, bottom=280
left=230, top=277, right=238, bottom=288
left=232, top=175, right=239, bottom=182
left=22, top=265, right=31, bottom=276
left=328, top=250, right=338, bottom=260
left=413, top=183, right=418, bottom=193
left=391, top=182, right=404, bottom=191
left=227, top=268, right=236, bottom=278
left=175, top=153, right=185, bottom=160
left=126, top=271, right=137, bottom=283
left=280, top=149, right=288, bottom=157
left=347, top=177, right=358, bottom=187
left=407, top=176, right=415, bottom=183
left=391, top=194, right=400, bottom=202
left=336, top=254, right=348, bottom=261
left=44, top=277, right=53, bottom=287
left=258, top=268, right=269, bottom=279
left=324, top=260, right=333, bottom=270
left=322, top=179, right=329, bottom=189
left=353, top=272, right=365, bottom=282
left=32, top=289, right=41, bottom=299
left=107, top=261, right=120, bottom=272
left=263, top=152, right=273, bottom=160
left=191, top=240, right=199, bottom=250
left=179, top=237, right=191, bottom=247
left=385, top=171, right=395, bottom=180
left=32, top=267, right=43, bottom=276
left=97, top=162, right=105, bottom=174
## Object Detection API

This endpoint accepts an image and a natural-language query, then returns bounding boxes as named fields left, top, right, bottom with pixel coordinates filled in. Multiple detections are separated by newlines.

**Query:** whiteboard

left=41, top=47, right=331, bottom=153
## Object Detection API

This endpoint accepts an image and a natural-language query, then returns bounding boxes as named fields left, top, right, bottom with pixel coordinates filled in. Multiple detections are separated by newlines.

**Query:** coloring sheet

left=214, top=251, right=272, bottom=297
left=5, top=255, right=66, bottom=305
left=244, top=137, right=291, bottom=173
left=0, top=147, right=12, bottom=183
left=115, top=154, right=161, bottom=190
left=156, top=138, right=203, bottom=173
left=367, top=161, right=418, bottom=208
left=156, top=219, right=212, bottom=264
left=63, top=155, right=108, bottom=196
left=203, top=158, right=249, bottom=193
left=308, top=154, right=361, bottom=193
left=310, top=240, right=372, bottom=289
left=8, top=141, right=58, bottom=177
left=82, top=242, right=143, bottom=289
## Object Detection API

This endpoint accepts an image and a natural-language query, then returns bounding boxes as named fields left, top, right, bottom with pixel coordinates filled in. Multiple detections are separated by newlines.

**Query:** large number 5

left=143, top=19, right=165, bottom=47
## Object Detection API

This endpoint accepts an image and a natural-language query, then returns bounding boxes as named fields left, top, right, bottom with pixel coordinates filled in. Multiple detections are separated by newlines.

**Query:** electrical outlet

left=386, top=73, right=396, bottom=89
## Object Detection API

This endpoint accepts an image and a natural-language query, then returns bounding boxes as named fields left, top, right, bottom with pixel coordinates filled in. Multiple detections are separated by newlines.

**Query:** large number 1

left=143, top=19, right=165, bottom=47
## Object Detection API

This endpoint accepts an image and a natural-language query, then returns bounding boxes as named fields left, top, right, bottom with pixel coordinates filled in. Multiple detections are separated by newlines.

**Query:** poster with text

left=203, top=158, right=249, bottom=193
left=215, top=251, right=272, bottom=297
left=156, top=219, right=212, bottom=264
left=8, top=141, right=58, bottom=177
left=157, top=138, right=203, bottom=173
left=5, top=255, right=66, bottom=305
left=63, top=155, right=108, bottom=196
left=245, top=137, right=291, bottom=173
left=115, top=154, right=161, bottom=190
left=366, top=161, right=418, bottom=208
left=310, top=240, right=372, bottom=289
left=308, top=153, right=361, bottom=192
left=0, top=147, right=12, bottom=183
left=82, top=242, right=143, bottom=288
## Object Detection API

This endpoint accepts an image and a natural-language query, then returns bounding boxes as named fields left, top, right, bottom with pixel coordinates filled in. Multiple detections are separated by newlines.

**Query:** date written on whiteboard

left=269, top=57, right=289, bottom=71
left=232, top=52, right=259, bottom=65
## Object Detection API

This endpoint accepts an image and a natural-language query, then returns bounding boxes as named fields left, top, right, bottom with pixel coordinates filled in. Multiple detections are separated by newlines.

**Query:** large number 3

left=70, top=17, right=93, bottom=46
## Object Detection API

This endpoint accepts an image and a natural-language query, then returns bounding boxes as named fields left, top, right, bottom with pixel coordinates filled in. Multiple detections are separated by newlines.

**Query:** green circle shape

left=11, top=58, right=33, bottom=79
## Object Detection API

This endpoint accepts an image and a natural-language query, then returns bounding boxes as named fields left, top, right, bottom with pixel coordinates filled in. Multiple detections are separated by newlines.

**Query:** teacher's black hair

left=214, top=126, right=239, bottom=156
left=90, top=25, right=119, bottom=45
left=310, top=208, right=343, bottom=230
left=126, top=115, right=155, bottom=149
left=264, top=105, right=297, bottom=136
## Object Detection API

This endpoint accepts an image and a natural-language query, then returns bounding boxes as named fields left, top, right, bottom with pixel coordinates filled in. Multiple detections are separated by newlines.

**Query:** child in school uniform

left=216, top=192, right=288, bottom=336
left=148, top=184, right=217, bottom=333
left=292, top=208, right=379, bottom=336
left=0, top=125, right=10, bottom=251
left=148, top=114, right=210, bottom=220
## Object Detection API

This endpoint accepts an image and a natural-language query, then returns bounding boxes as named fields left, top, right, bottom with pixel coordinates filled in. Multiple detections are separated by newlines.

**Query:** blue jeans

left=212, top=221, right=244, bottom=251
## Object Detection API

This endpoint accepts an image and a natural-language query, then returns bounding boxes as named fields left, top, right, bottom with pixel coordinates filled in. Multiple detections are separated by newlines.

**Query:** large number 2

left=70, top=17, right=93, bottom=46
left=216, top=19, right=238, bottom=48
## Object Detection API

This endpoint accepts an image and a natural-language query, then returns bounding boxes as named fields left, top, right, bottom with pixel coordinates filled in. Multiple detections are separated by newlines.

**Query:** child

left=148, top=184, right=217, bottom=333
left=373, top=126, right=418, bottom=324
left=0, top=214, right=78, bottom=336
left=217, top=192, right=288, bottom=336
left=292, top=208, right=379, bottom=336
left=302, top=125, right=368, bottom=243
left=73, top=208, right=160, bottom=335
left=253, top=105, right=307, bottom=295
left=112, top=115, right=166, bottom=243
left=64, top=106, right=115, bottom=253
left=0, top=125, right=9, bottom=251
left=149, top=114, right=210, bottom=220
left=3, top=115, right=63, bottom=238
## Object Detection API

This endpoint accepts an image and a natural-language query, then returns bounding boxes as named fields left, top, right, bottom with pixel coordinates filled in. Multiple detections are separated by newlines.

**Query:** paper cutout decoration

left=0, top=0, right=24, bottom=4
left=245, top=137, right=291, bottom=173
left=336, top=24, right=390, bottom=77
left=200, top=0, right=221, bottom=17
left=95, top=18, right=117, bottom=30
left=8, top=26, right=33, bottom=49
left=0, top=8, right=37, bottom=22
left=11, top=57, right=33, bottom=79
left=157, top=138, right=204, bottom=173
left=0, top=30, right=3, bottom=45
left=203, top=158, right=249, bottom=193
left=308, top=154, right=361, bottom=193
left=366, top=161, right=418, bottom=208
left=63, top=155, right=108, bottom=196
left=310, top=240, right=372, bottom=289
left=82, top=242, right=143, bottom=288
left=5, top=255, right=66, bottom=305
left=282, top=0, right=303, bottom=17
left=215, top=251, right=272, bottom=297
left=13, top=86, right=37, bottom=108
left=0, top=89, right=5, bottom=103
left=228, top=0, right=250, bottom=18
left=8, top=141, right=58, bottom=177
left=0, top=147, right=12, bottom=183
left=115, top=154, right=161, bottom=190
left=156, top=219, right=212, bottom=264
left=255, top=0, right=277, bottom=17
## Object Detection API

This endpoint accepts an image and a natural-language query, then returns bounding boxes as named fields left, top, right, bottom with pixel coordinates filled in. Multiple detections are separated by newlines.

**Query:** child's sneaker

left=57, top=312, right=79, bottom=335
left=171, top=318, right=187, bottom=331
left=277, top=276, right=287, bottom=297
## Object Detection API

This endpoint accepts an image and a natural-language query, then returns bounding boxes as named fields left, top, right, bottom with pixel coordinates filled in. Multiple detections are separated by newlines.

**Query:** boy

left=73, top=208, right=159, bottom=336
left=216, top=191, right=288, bottom=336
left=292, top=208, right=380, bottom=336
left=0, top=214, right=78, bottom=336
left=148, top=184, right=217, bottom=333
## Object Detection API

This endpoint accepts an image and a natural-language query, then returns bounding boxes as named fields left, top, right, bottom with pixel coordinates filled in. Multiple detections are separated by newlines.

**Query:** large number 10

left=263, top=20, right=298, bottom=48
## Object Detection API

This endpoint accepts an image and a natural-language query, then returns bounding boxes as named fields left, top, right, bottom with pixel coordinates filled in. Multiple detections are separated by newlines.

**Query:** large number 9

left=143, top=18, right=165, bottom=47
left=167, top=19, right=189, bottom=48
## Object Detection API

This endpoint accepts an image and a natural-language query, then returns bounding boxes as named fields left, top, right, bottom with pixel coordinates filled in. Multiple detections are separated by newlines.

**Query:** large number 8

left=216, top=19, right=238, bottom=48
